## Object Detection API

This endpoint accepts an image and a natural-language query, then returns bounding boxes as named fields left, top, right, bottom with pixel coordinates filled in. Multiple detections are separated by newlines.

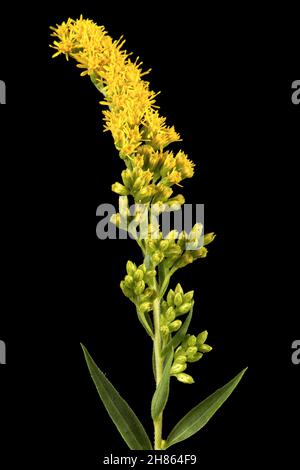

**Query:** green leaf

left=81, top=344, right=153, bottom=450
left=166, top=367, right=247, bottom=448
left=162, top=303, right=194, bottom=357
left=151, top=349, right=174, bottom=420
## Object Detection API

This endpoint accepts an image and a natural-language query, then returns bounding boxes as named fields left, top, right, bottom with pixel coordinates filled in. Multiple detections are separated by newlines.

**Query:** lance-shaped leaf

left=151, top=349, right=174, bottom=420
left=81, top=344, right=152, bottom=450
left=162, top=303, right=194, bottom=357
left=166, top=367, right=247, bottom=448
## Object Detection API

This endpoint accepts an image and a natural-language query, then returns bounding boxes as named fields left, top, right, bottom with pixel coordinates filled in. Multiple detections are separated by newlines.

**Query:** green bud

left=197, top=330, right=208, bottom=345
left=126, top=261, right=136, bottom=275
left=120, top=280, right=132, bottom=298
left=166, top=230, right=179, bottom=240
left=204, top=232, right=216, bottom=246
left=133, top=269, right=144, bottom=281
left=187, top=335, right=197, bottom=347
left=175, top=355, right=187, bottom=364
left=124, top=274, right=134, bottom=288
left=160, top=240, right=169, bottom=251
left=145, top=270, right=156, bottom=279
left=174, top=292, right=183, bottom=307
left=134, top=280, right=145, bottom=295
left=160, top=325, right=169, bottom=336
left=169, top=320, right=182, bottom=332
left=139, top=302, right=152, bottom=314
left=175, top=283, right=183, bottom=295
left=177, top=302, right=192, bottom=315
left=175, top=252, right=194, bottom=268
left=186, top=346, right=198, bottom=359
left=198, top=344, right=213, bottom=353
left=170, top=363, right=187, bottom=374
left=132, top=176, right=145, bottom=192
left=176, top=373, right=195, bottom=384
left=165, top=306, right=176, bottom=322
left=121, top=169, right=133, bottom=188
left=183, top=291, right=194, bottom=303
left=152, top=251, right=164, bottom=265
left=140, top=288, right=155, bottom=302
left=167, top=289, right=175, bottom=307
left=187, top=352, right=203, bottom=363
left=193, top=247, right=208, bottom=259
left=111, top=182, right=129, bottom=196
left=174, top=346, right=184, bottom=357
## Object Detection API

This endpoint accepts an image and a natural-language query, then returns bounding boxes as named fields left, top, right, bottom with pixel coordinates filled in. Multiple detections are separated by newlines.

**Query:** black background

left=0, top=2, right=299, bottom=468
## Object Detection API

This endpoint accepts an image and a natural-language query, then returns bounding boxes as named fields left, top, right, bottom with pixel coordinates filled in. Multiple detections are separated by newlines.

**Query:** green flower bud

left=166, top=230, right=179, bottom=240
left=183, top=291, right=194, bottom=303
left=170, top=363, right=187, bottom=375
left=121, top=169, right=133, bottom=188
left=175, top=355, right=187, bottom=364
left=126, top=261, right=136, bottom=275
left=169, top=320, right=182, bottom=332
left=165, top=306, right=176, bottom=322
left=177, top=302, right=192, bottom=315
left=204, top=232, right=216, bottom=246
left=167, top=289, right=175, bottom=307
left=187, top=335, right=197, bottom=347
left=140, top=288, right=155, bottom=302
left=133, top=269, right=144, bottom=281
left=188, top=352, right=203, bottom=363
left=174, top=346, right=184, bottom=357
left=120, top=280, right=132, bottom=298
left=145, top=269, right=156, bottom=279
left=139, top=302, right=152, bottom=314
left=132, top=176, right=145, bottom=192
left=175, top=283, right=183, bottom=295
left=160, top=325, right=169, bottom=336
left=160, top=240, right=169, bottom=251
left=174, top=292, right=183, bottom=307
left=176, top=373, right=195, bottom=384
left=186, top=346, right=198, bottom=359
left=193, top=247, right=208, bottom=259
left=197, top=330, right=208, bottom=345
left=175, top=252, right=194, bottom=268
left=111, top=182, right=129, bottom=196
left=124, top=274, right=134, bottom=288
left=198, top=344, right=213, bottom=353
left=134, top=280, right=145, bottom=295
left=152, top=251, right=164, bottom=265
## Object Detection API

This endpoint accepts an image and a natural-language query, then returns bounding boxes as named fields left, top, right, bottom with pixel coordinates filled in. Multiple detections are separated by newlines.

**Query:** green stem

left=153, top=291, right=163, bottom=450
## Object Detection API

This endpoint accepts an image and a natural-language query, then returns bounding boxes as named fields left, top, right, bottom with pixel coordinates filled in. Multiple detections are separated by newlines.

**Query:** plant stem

left=153, top=292, right=163, bottom=450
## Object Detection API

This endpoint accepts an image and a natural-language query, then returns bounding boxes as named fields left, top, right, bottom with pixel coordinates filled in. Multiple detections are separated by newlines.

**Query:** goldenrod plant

left=50, top=16, right=247, bottom=451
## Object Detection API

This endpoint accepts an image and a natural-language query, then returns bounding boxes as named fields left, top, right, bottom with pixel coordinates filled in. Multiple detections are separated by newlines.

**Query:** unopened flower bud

left=188, top=352, right=203, bottom=363
left=176, top=252, right=194, bottom=268
left=165, top=306, right=176, bottom=322
left=170, top=363, right=187, bottom=375
left=139, top=302, right=152, bottom=314
left=140, top=288, right=155, bottom=302
left=204, top=232, right=216, bottom=246
left=198, top=344, right=213, bottom=353
left=197, top=330, right=208, bottom=345
left=121, top=169, right=132, bottom=188
left=183, top=291, right=194, bottom=303
left=186, top=346, right=198, bottom=359
left=177, top=302, right=192, bottom=315
left=133, top=269, right=144, bottom=281
left=187, top=335, right=197, bottom=347
left=126, top=261, right=136, bottom=275
left=175, top=355, right=187, bottom=364
left=174, top=292, right=183, bottom=307
left=167, top=289, right=175, bottom=307
left=120, top=280, right=132, bottom=298
left=160, top=325, right=169, bottom=336
left=176, top=373, right=195, bottom=384
left=175, top=283, right=183, bottom=295
left=134, top=280, right=145, bottom=295
left=124, top=275, right=134, bottom=288
left=111, top=182, right=129, bottom=196
left=169, top=320, right=182, bottom=332
left=152, top=251, right=164, bottom=265
left=193, top=247, right=208, bottom=259
left=160, top=240, right=169, bottom=251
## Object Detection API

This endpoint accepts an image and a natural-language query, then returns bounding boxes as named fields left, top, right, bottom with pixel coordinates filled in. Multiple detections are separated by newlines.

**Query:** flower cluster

left=120, top=261, right=157, bottom=315
left=170, top=331, right=213, bottom=384
left=160, top=283, right=194, bottom=337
